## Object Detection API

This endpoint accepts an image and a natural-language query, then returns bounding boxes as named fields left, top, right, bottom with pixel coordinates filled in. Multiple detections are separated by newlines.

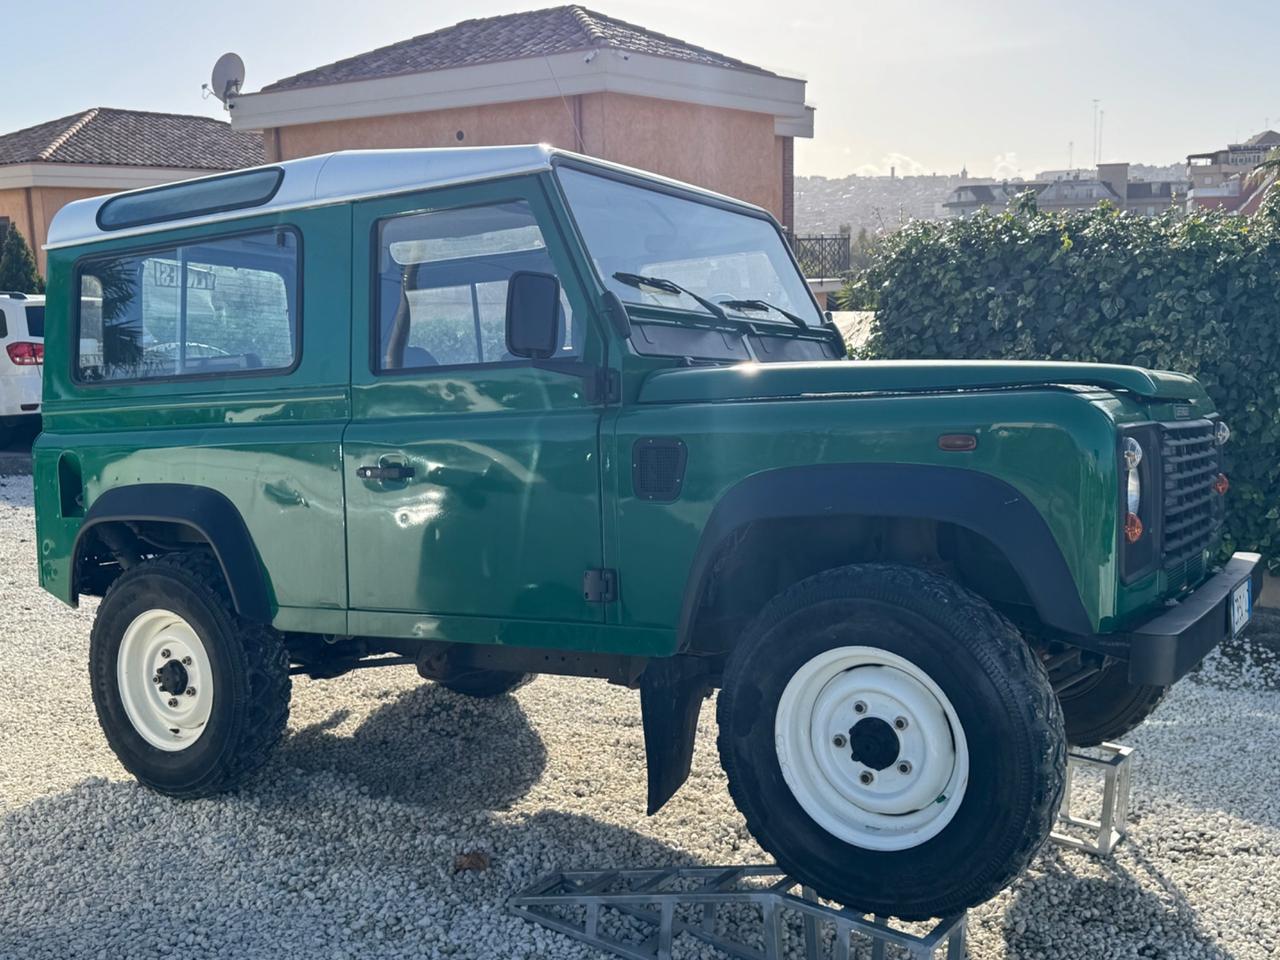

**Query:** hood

left=637, top=360, right=1204, bottom=405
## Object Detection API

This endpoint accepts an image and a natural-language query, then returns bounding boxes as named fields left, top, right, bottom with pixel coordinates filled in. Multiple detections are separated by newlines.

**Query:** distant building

left=1186, top=130, right=1280, bottom=213
left=227, top=5, right=812, bottom=231
left=942, top=162, right=1185, bottom=218
left=1186, top=130, right=1280, bottom=190
left=0, top=108, right=263, bottom=273
left=942, top=181, right=1038, bottom=217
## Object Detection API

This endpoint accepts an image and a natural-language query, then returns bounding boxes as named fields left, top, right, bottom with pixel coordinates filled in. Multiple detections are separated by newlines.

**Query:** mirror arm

left=602, top=290, right=633, bottom=338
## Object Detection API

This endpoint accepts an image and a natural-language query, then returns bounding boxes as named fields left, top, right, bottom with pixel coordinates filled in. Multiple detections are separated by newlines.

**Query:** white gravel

left=1, top=473, right=1277, bottom=959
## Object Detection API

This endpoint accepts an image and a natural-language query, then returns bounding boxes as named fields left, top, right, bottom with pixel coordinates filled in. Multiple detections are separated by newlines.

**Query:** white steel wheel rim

left=774, top=645, right=969, bottom=851
left=116, top=609, right=214, bottom=752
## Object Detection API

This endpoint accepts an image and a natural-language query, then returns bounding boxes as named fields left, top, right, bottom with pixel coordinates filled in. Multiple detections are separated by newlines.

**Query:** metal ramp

left=509, top=865, right=966, bottom=960
left=1051, top=742, right=1135, bottom=856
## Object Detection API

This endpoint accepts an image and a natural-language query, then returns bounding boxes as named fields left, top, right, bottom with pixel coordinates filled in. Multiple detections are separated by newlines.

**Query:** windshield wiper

left=717, top=298, right=808, bottom=331
left=612, top=272, right=727, bottom=322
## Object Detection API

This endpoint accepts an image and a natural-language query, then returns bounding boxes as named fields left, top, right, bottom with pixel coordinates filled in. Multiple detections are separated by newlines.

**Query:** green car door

left=343, top=175, right=607, bottom=640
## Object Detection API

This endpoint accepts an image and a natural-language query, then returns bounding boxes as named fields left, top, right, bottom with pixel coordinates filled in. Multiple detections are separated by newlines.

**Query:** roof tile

left=262, top=4, right=774, bottom=92
left=0, top=108, right=264, bottom=170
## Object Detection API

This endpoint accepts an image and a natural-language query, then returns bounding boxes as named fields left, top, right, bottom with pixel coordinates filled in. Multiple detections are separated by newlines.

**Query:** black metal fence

left=789, top=234, right=851, bottom=278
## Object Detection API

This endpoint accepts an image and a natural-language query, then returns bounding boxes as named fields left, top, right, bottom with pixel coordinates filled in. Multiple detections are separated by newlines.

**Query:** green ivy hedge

left=844, top=199, right=1280, bottom=569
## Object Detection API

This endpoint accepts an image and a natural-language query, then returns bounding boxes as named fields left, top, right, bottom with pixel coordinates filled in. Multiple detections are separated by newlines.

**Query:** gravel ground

left=1, top=474, right=1277, bottom=960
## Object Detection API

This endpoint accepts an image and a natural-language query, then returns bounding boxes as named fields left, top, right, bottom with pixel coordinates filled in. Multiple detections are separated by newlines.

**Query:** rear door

left=343, top=175, right=606, bottom=635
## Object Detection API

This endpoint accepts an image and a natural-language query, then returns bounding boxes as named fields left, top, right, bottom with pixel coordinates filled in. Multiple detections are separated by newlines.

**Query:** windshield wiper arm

left=612, top=272, right=727, bottom=322
left=718, top=298, right=808, bottom=331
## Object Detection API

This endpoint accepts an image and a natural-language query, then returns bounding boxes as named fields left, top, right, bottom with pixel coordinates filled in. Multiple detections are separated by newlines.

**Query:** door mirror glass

left=506, top=271, right=560, bottom=359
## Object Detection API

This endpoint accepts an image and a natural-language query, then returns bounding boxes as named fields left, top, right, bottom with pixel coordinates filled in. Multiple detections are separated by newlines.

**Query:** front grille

left=1159, top=419, right=1221, bottom=569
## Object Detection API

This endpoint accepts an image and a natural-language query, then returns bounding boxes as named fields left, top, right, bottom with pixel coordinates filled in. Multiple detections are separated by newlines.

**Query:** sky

left=2, top=0, right=1278, bottom=179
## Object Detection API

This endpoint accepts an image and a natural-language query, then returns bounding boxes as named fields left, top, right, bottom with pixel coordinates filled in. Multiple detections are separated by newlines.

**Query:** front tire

left=438, top=669, right=533, bottom=698
left=717, top=564, right=1065, bottom=919
left=1058, top=659, right=1166, bottom=746
left=89, top=553, right=291, bottom=798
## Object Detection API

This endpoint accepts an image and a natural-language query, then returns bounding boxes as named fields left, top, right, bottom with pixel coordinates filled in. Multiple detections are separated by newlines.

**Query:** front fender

left=675, top=463, right=1093, bottom=649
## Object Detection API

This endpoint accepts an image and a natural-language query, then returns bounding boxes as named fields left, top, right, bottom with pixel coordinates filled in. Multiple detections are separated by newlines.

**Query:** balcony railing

left=789, top=234, right=851, bottom=278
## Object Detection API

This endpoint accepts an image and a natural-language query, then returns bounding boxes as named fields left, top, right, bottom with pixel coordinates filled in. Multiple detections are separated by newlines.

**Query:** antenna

left=1098, top=110, right=1105, bottom=163
left=1091, top=99, right=1101, bottom=165
left=204, top=53, right=246, bottom=107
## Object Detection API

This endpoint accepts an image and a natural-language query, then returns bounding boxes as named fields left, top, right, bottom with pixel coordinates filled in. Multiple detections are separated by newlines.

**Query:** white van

left=0, top=292, right=44, bottom=443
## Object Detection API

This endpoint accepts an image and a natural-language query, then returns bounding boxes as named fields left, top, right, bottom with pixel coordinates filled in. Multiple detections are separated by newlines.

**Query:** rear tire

left=89, top=553, right=291, bottom=798
left=1059, top=660, right=1166, bottom=746
left=716, top=563, right=1065, bottom=919
left=438, top=669, right=532, bottom=698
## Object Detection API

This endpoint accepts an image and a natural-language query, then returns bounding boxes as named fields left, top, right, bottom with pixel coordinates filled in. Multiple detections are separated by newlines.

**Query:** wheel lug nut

left=894, top=717, right=908, bottom=731
left=859, top=771, right=875, bottom=785
left=853, top=701, right=867, bottom=715
left=182, top=657, right=192, bottom=666
left=160, top=649, right=171, bottom=659
left=185, top=687, right=196, bottom=697
left=832, top=734, right=847, bottom=748
left=167, top=698, right=179, bottom=708
left=897, top=761, right=912, bottom=775
left=152, top=675, right=161, bottom=684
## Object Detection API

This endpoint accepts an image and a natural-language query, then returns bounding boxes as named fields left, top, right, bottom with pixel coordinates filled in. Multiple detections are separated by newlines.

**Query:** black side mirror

left=506, top=271, right=560, bottom=359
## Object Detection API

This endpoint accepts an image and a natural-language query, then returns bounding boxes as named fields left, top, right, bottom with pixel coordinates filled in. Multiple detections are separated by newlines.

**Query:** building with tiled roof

left=228, top=4, right=812, bottom=230
left=0, top=108, right=264, bottom=271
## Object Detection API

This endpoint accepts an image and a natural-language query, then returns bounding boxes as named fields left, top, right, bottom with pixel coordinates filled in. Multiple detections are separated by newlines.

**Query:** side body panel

left=34, top=205, right=352, bottom=634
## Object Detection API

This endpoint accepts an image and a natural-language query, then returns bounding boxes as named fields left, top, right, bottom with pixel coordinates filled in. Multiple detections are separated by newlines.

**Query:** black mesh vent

left=1160, top=420, right=1222, bottom=570
left=633, top=438, right=688, bottom=502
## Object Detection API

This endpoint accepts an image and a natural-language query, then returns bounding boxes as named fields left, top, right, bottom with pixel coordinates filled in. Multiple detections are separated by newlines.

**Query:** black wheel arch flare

left=676, top=462, right=1094, bottom=649
left=72, top=483, right=274, bottom=623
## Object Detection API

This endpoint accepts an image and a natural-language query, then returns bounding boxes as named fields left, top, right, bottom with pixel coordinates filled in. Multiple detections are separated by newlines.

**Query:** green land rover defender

left=33, top=147, right=1260, bottom=918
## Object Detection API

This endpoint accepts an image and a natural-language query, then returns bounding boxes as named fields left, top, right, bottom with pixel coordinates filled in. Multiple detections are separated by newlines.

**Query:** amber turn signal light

left=1213, top=473, right=1230, bottom=495
left=938, top=434, right=978, bottom=452
left=1124, top=512, right=1144, bottom=543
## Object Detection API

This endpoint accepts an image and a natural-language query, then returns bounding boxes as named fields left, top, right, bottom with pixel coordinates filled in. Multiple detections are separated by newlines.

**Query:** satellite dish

left=209, top=53, right=245, bottom=103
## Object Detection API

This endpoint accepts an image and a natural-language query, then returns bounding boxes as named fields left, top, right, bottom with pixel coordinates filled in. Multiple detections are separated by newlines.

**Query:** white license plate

left=1230, top=579, right=1252, bottom=636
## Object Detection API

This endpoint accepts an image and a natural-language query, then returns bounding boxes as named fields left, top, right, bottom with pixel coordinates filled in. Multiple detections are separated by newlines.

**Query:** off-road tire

left=716, top=563, right=1066, bottom=920
left=89, top=552, right=291, bottom=798
left=438, top=669, right=533, bottom=698
left=1058, top=660, right=1166, bottom=746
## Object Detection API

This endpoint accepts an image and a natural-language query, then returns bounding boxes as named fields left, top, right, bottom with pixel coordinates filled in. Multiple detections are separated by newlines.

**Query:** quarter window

left=374, top=200, right=577, bottom=372
left=77, top=228, right=299, bottom=382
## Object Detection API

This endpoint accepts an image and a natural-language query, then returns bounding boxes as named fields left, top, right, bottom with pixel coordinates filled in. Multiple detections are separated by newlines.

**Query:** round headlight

left=1123, top=436, right=1143, bottom=470
left=1127, top=468, right=1141, bottom=515
left=1215, top=421, right=1230, bottom=446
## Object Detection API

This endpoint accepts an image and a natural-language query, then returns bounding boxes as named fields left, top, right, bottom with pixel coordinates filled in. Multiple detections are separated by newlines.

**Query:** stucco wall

left=272, top=98, right=580, bottom=161
left=577, top=92, right=782, bottom=218
left=268, top=92, right=786, bottom=221
left=0, top=185, right=108, bottom=273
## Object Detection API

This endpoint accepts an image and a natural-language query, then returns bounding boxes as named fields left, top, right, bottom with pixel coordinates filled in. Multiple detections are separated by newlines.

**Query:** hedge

left=844, top=195, right=1280, bottom=569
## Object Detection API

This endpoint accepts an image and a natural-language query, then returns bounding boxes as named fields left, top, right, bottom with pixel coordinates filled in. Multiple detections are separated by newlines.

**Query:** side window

left=375, top=200, right=577, bottom=372
left=76, top=228, right=299, bottom=382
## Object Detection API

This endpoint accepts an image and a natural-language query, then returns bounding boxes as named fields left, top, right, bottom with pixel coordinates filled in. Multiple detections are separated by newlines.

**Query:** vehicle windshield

left=557, top=167, right=821, bottom=327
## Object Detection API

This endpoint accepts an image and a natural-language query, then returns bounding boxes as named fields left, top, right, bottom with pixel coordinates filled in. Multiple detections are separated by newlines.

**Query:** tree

left=0, top=226, right=43, bottom=294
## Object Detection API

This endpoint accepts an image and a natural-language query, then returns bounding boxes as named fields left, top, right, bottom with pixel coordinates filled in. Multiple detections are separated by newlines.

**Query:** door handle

left=357, top=464, right=416, bottom=481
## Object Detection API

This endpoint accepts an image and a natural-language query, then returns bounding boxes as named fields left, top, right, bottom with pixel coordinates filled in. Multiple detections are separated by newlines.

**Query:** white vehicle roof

left=45, top=145, right=764, bottom=251
left=0, top=293, right=44, bottom=305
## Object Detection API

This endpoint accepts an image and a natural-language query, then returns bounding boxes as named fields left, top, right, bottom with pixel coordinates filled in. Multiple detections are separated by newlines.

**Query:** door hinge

left=583, top=568, right=619, bottom=603
left=586, top=367, right=621, bottom=405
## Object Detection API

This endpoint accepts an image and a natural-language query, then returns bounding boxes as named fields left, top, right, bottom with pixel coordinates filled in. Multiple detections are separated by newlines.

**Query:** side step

left=509, top=864, right=966, bottom=960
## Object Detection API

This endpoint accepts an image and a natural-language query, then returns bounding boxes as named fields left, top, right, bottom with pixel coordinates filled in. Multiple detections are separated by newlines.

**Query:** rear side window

left=23, top=306, right=44, bottom=337
left=76, top=228, right=299, bottom=382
